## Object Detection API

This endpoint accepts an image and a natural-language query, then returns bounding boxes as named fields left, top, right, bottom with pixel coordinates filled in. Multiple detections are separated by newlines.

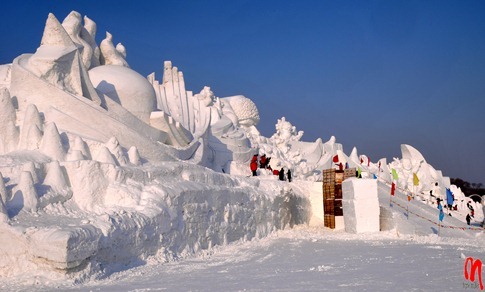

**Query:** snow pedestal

left=342, top=178, right=380, bottom=233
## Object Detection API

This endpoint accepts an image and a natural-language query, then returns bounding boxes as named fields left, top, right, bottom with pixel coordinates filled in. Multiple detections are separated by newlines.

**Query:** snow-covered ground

left=3, top=226, right=484, bottom=291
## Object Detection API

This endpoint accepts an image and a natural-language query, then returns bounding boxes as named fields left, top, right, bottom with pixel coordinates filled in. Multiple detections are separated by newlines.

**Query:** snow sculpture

left=100, top=32, right=129, bottom=67
left=342, top=178, right=380, bottom=233
left=222, top=95, right=260, bottom=127
left=62, top=11, right=95, bottom=70
left=271, top=117, right=304, bottom=145
left=6, top=11, right=201, bottom=161
left=82, top=15, right=101, bottom=69
left=388, top=144, right=449, bottom=196
left=26, top=13, right=100, bottom=101
left=149, top=61, right=254, bottom=172
left=89, top=65, right=156, bottom=124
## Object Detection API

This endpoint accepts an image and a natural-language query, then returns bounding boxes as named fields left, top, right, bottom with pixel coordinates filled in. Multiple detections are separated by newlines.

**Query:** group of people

left=249, top=153, right=292, bottom=182
left=250, top=154, right=272, bottom=176
left=276, top=168, right=292, bottom=182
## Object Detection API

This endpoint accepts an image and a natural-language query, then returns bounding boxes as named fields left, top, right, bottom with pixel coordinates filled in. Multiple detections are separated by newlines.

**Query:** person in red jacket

left=250, top=154, right=258, bottom=176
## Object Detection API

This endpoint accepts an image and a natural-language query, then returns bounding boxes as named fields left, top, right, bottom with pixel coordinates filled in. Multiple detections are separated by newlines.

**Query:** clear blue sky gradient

left=1, top=1, right=484, bottom=184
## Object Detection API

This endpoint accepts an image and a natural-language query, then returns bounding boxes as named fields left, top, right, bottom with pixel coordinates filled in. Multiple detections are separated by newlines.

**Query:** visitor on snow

left=250, top=155, right=258, bottom=176
left=279, top=168, right=285, bottom=181
left=287, top=169, right=292, bottom=182
left=467, top=201, right=475, bottom=217
left=437, top=198, right=443, bottom=211
left=260, top=154, right=267, bottom=169
left=466, top=213, right=471, bottom=226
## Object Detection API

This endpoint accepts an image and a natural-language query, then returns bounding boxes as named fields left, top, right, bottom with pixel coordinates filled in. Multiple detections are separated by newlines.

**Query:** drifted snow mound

left=222, top=95, right=260, bottom=127
left=89, top=65, right=156, bottom=124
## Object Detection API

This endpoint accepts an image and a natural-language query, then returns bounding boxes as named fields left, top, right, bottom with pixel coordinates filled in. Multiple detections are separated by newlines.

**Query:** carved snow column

left=0, top=88, right=18, bottom=154
left=177, top=70, right=190, bottom=131
left=162, top=61, right=181, bottom=121
left=40, top=122, right=65, bottom=162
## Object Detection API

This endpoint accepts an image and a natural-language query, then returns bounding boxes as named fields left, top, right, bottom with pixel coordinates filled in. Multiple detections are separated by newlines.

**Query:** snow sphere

left=89, top=65, right=155, bottom=124
left=224, top=95, right=260, bottom=127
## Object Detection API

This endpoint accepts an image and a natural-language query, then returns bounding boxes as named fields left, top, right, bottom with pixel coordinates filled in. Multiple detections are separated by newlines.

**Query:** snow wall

left=0, top=158, right=311, bottom=279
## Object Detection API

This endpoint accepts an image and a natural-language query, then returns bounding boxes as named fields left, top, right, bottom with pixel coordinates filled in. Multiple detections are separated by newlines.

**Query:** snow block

left=342, top=178, right=379, bottom=233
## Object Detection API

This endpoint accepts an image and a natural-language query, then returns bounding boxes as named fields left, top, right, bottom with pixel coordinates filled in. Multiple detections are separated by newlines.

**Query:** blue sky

left=1, top=1, right=484, bottom=184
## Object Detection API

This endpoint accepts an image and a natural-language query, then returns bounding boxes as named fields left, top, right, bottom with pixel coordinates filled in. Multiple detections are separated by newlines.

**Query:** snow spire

left=106, top=137, right=127, bottom=165
left=72, top=135, right=91, bottom=160
left=95, top=146, right=117, bottom=165
left=25, top=124, right=43, bottom=150
left=128, top=146, right=141, bottom=165
left=40, top=13, right=76, bottom=47
left=4, top=121, right=19, bottom=153
left=350, top=147, right=359, bottom=162
left=22, top=161, right=39, bottom=184
left=12, top=171, right=39, bottom=213
left=40, top=122, right=65, bottom=161
left=43, top=161, right=69, bottom=192
left=0, top=88, right=17, bottom=154
left=19, top=103, right=43, bottom=150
